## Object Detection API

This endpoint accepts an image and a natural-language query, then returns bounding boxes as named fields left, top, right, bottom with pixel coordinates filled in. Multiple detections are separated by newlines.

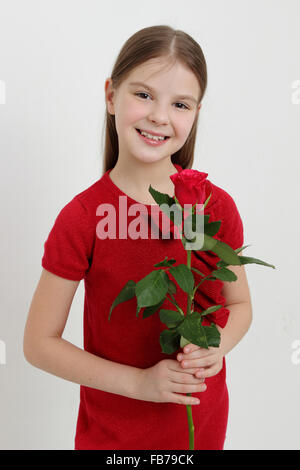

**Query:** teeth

left=140, top=130, right=166, bottom=141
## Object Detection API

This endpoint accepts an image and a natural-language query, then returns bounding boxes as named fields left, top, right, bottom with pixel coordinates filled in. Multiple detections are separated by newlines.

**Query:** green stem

left=186, top=250, right=192, bottom=316
left=165, top=294, right=184, bottom=315
left=192, top=275, right=214, bottom=297
left=186, top=248, right=194, bottom=450
left=186, top=404, right=195, bottom=450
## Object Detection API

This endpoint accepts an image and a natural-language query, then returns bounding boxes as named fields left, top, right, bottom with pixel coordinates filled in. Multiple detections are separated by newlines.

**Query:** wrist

left=123, top=366, right=145, bottom=401
left=216, top=325, right=227, bottom=357
left=133, top=367, right=146, bottom=401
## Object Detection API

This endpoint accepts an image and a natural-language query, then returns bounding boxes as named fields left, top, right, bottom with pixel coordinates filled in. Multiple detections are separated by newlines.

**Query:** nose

left=147, top=103, right=170, bottom=126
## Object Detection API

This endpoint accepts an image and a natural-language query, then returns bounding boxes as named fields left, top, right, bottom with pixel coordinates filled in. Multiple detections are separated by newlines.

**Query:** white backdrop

left=0, top=0, right=299, bottom=450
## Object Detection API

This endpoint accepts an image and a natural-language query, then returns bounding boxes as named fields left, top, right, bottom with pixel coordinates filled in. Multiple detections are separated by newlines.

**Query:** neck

left=109, top=159, right=178, bottom=202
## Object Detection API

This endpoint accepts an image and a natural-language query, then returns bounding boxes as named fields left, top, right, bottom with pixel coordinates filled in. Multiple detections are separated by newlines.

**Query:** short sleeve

left=213, top=188, right=244, bottom=251
left=192, top=187, right=244, bottom=328
left=41, top=196, right=95, bottom=281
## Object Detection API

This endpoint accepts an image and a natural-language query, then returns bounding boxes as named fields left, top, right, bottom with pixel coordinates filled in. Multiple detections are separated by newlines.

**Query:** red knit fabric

left=41, top=163, right=244, bottom=450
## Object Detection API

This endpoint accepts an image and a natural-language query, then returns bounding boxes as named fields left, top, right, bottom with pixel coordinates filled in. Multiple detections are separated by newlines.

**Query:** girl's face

left=105, top=58, right=201, bottom=166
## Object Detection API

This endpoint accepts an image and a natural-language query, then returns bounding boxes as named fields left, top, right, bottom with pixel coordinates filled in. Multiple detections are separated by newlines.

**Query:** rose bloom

left=170, top=169, right=209, bottom=207
left=152, top=169, right=209, bottom=239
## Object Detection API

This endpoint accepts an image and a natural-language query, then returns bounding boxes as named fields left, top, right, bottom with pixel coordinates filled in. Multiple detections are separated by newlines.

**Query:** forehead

left=124, top=58, right=200, bottom=100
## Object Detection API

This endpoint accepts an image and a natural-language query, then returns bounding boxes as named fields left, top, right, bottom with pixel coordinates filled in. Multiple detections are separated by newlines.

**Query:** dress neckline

left=104, top=163, right=182, bottom=207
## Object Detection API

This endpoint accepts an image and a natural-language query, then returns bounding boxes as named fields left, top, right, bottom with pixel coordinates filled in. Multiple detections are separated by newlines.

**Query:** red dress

left=41, top=163, right=244, bottom=450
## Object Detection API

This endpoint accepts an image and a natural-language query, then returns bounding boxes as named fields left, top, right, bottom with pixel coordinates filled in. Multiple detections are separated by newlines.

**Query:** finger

left=168, top=392, right=201, bottom=406
left=172, top=381, right=207, bottom=395
left=195, top=364, right=222, bottom=379
left=170, top=362, right=205, bottom=379
left=171, top=370, right=205, bottom=385
left=178, top=346, right=217, bottom=361
left=193, top=368, right=206, bottom=380
left=177, top=348, right=213, bottom=361
left=180, top=355, right=217, bottom=369
left=182, top=343, right=199, bottom=354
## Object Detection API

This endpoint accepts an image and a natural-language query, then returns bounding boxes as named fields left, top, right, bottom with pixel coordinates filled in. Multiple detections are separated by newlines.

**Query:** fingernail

left=185, top=347, right=190, bottom=353
left=178, top=354, right=183, bottom=361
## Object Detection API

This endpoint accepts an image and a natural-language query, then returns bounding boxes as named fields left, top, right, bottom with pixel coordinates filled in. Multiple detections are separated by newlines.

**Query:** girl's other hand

left=177, top=343, right=224, bottom=380
left=136, top=359, right=206, bottom=406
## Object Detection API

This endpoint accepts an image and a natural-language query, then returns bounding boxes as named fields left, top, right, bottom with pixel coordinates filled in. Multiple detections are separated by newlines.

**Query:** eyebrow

left=128, top=81, right=198, bottom=105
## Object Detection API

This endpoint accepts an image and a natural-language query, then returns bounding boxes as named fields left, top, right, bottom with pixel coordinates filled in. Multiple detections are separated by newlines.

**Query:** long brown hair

left=101, top=25, right=207, bottom=175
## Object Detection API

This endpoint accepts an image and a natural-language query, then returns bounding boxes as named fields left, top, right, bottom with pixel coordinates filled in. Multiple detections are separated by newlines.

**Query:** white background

left=0, top=0, right=299, bottom=450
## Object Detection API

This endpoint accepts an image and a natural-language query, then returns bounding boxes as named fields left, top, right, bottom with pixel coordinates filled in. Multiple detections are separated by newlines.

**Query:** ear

left=105, top=78, right=115, bottom=115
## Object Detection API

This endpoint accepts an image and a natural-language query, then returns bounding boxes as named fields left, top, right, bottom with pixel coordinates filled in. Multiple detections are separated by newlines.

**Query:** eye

left=175, top=102, right=189, bottom=110
left=135, top=92, right=151, bottom=100
left=135, top=92, right=189, bottom=110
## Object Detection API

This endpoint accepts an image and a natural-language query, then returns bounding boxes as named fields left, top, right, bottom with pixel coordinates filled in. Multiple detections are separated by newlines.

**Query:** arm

left=23, top=268, right=143, bottom=400
left=216, top=251, right=253, bottom=356
left=177, top=252, right=253, bottom=375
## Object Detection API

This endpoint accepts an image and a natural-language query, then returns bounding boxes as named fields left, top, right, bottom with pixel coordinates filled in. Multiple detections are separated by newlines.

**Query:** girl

left=23, top=25, right=252, bottom=450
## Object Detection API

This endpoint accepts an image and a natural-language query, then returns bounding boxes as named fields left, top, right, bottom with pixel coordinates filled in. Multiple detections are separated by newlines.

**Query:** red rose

left=170, top=169, right=209, bottom=207
left=168, top=169, right=209, bottom=239
left=149, top=169, right=209, bottom=239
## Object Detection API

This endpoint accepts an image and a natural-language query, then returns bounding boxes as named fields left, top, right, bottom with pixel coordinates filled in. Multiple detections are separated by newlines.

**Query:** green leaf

left=154, top=256, right=177, bottom=268
left=185, top=230, right=216, bottom=252
left=212, top=240, right=242, bottom=265
left=136, top=305, right=142, bottom=318
left=191, top=267, right=206, bottom=277
left=148, top=184, right=175, bottom=206
left=217, top=251, right=276, bottom=270
left=201, top=233, right=218, bottom=251
left=203, top=192, right=212, bottom=209
left=200, top=305, right=223, bottom=317
left=216, top=245, right=251, bottom=267
left=148, top=185, right=183, bottom=227
left=159, top=329, right=181, bottom=354
left=108, top=280, right=136, bottom=321
left=174, top=195, right=181, bottom=207
left=180, top=336, right=191, bottom=348
left=135, top=270, right=169, bottom=308
left=203, top=323, right=221, bottom=347
left=204, top=220, right=221, bottom=237
left=169, top=264, right=194, bottom=294
left=176, top=312, right=209, bottom=349
left=236, top=255, right=276, bottom=269
left=236, top=244, right=251, bottom=254
left=168, top=278, right=177, bottom=295
left=210, top=267, right=238, bottom=282
left=159, top=309, right=184, bottom=328
left=142, top=298, right=165, bottom=319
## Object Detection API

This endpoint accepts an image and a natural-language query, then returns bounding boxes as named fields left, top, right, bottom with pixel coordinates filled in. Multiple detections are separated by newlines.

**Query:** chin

left=134, top=155, right=168, bottom=165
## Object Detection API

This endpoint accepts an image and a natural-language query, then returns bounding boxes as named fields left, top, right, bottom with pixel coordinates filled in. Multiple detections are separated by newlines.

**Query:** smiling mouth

left=135, top=128, right=170, bottom=140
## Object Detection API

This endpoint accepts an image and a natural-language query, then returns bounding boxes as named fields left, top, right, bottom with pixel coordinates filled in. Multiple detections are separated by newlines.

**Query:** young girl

left=23, top=25, right=252, bottom=450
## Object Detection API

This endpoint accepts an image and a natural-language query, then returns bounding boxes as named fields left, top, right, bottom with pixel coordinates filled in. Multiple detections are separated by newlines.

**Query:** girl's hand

left=177, top=343, right=224, bottom=380
left=136, top=359, right=206, bottom=406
